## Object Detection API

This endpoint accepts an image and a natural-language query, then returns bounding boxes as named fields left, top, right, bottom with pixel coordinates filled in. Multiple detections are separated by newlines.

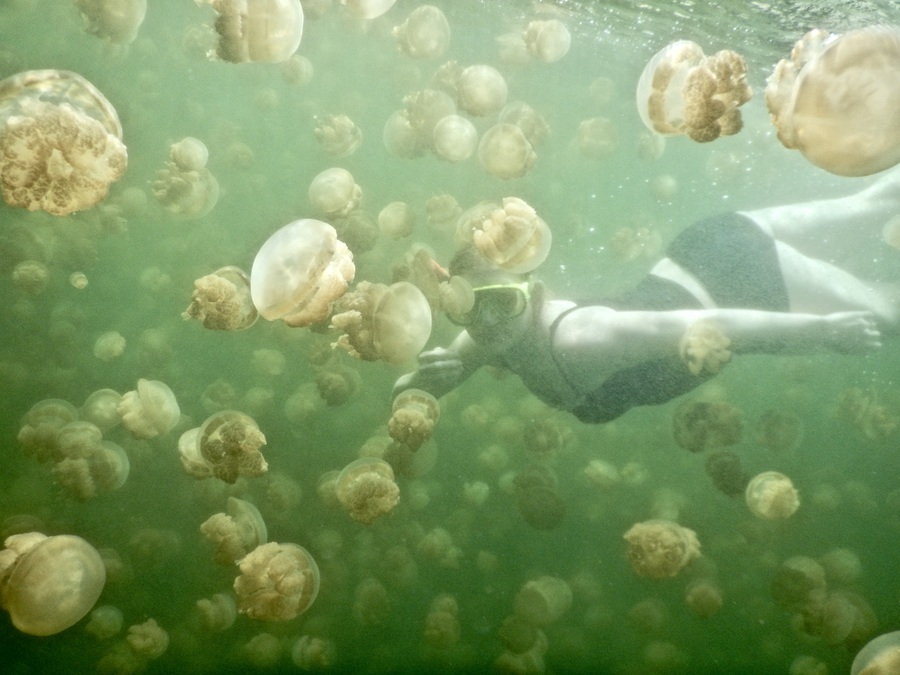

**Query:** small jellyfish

left=250, top=218, right=355, bottom=327
left=200, top=497, right=268, bottom=565
left=308, top=167, right=362, bottom=218
left=513, top=465, right=566, bottom=530
left=382, top=109, right=426, bottom=159
left=636, top=41, right=752, bottom=142
left=340, top=0, right=396, bottom=20
left=576, top=117, right=619, bottom=159
left=389, top=388, right=439, bottom=451
left=766, top=27, right=900, bottom=177
left=0, top=532, right=106, bottom=635
left=478, top=123, right=536, bottom=179
left=11, top=260, right=49, bottom=295
left=0, top=70, right=127, bottom=215
left=458, top=65, right=508, bottom=117
left=469, top=197, right=552, bottom=274
left=200, top=0, right=305, bottom=63
left=756, top=409, right=804, bottom=453
left=523, top=19, right=571, bottom=63
left=679, top=319, right=732, bottom=376
left=152, top=137, right=219, bottom=219
left=745, top=470, right=800, bottom=520
left=126, top=618, right=169, bottom=660
left=704, top=450, right=748, bottom=497
left=423, top=594, right=460, bottom=648
left=178, top=410, right=268, bottom=484
left=513, top=576, right=573, bottom=627
left=623, top=520, right=701, bottom=579
left=432, top=114, right=477, bottom=162
left=335, top=457, right=400, bottom=524
left=498, top=101, right=550, bottom=147
left=117, top=378, right=180, bottom=440
left=52, top=425, right=130, bottom=501
left=93, top=331, right=126, bottom=362
left=393, top=5, right=451, bottom=60
left=377, top=201, right=416, bottom=239
left=314, top=114, right=362, bottom=157
left=672, top=399, right=742, bottom=452
left=85, top=605, right=124, bottom=640
left=73, top=0, right=147, bottom=45
left=196, top=593, right=237, bottom=632
left=233, top=542, right=320, bottom=621
left=183, top=266, right=258, bottom=331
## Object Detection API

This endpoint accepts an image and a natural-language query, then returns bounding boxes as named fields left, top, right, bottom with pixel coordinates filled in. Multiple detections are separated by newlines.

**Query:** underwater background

left=0, top=0, right=899, bottom=673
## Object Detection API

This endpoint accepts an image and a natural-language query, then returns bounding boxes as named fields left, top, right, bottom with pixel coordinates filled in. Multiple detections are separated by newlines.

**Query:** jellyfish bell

left=169, top=136, right=208, bottom=172
left=393, top=5, right=450, bottom=60
left=0, top=532, right=106, bottom=636
left=250, top=218, right=355, bottom=327
left=373, top=281, right=432, bottom=364
left=0, top=69, right=127, bottom=215
left=340, top=0, right=396, bottom=20
left=765, top=26, right=900, bottom=176
left=234, top=542, right=320, bottom=621
left=308, top=167, right=362, bottom=218
left=335, top=457, right=400, bottom=524
left=179, top=410, right=268, bottom=484
left=478, top=123, right=536, bottom=179
left=523, top=19, right=571, bottom=63
left=851, top=631, right=900, bottom=675
left=470, top=197, right=552, bottom=274
left=152, top=136, right=219, bottom=219
left=389, top=388, right=440, bottom=450
left=73, top=0, right=147, bottom=44
left=183, top=266, right=258, bottom=331
left=745, top=470, right=800, bottom=520
left=433, top=114, right=477, bottom=162
left=458, top=64, right=508, bottom=117
left=117, top=378, right=180, bottom=440
left=200, top=0, right=305, bottom=63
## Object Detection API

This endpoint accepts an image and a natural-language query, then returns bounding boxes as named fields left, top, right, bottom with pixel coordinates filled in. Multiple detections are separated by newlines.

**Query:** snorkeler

left=393, top=175, right=900, bottom=424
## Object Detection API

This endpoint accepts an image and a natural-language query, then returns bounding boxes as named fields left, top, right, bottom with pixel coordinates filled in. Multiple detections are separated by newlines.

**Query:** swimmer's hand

left=824, top=311, right=882, bottom=353
left=391, top=347, right=463, bottom=400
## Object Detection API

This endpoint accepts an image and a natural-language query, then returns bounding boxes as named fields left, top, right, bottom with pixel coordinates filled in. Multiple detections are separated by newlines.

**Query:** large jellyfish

left=250, top=219, right=355, bottom=327
left=233, top=542, right=320, bottom=621
left=0, top=70, right=127, bottom=215
left=178, top=410, right=268, bottom=484
left=199, top=0, right=305, bottom=63
left=460, top=197, right=552, bottom=274
left=765, top=27, right=900, bottom=176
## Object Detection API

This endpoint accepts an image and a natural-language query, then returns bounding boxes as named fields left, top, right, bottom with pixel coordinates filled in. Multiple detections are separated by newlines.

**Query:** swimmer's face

left=450, top=277, right=533, bottom=345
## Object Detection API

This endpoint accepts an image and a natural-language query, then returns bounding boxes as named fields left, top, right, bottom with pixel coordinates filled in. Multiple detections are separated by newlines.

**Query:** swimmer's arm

left=554, top=307, right=880, bottom=369
left=391, top=331, right=487, bottom=402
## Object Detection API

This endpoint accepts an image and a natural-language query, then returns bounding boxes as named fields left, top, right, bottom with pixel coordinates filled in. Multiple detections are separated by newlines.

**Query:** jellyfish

left=183, top=266, right=258, bottom=330
left=85, top=605, right=124, bottom=640
left=127, top=618, right=169, bottom=660
left=281, top=53, right=314, bottom=86
left=291, top=635, right=335, bottom=670
left=11, top=260, right=49, bottom=295
left=93, top=331, right=126, bottom=361
left=765, top=27, right=900, bottom=176
left=513, top=465, right=566, bottom=530
left=377, top=201, right=416, bottom=239
left=315, top=363, right=360, bottom=406
left=353, top=577, right=391, bottom=626
left=200, top=0, right=305, bottom=63
left=389, top=388, right=440, bottom=451
left=417, top=527, right=462, bottom=567
left=52, top=429, right=130, bottom=502
left=233, top=542, right=320, bottom=621
left=478, top=123, right=536, bottom=179
left=178, top=410, right=268, bottom=484
left=583, top=459, right=621, bottom=490
left=330, top=280, right=432, bottom=364
left=636, top=41, right=752, bottom=142
left=403, top=88, right=457, bottom=149
left=309, top=167, right=361, bottom=218
left=0, top=532, right=105, bottom=635
left=438, top=275, right=475, bottom=318
left=513, top=576, right=573, bottom=627
left=770, top=556, right=827, bottom=609
left=335, top=457, right=400, bottom=524
left=340, top=0, right=396, bottom=20
left=80, top=389, right=122, bottom=431
left=575, top=117, right=619, bottom=159
left=458, top=65, right=508, bottom=117
left=623, top=520, right=701, bottom=579
left=335, top=208, right=380, bottom=255
left=196, top=593, right=237, bottom=632
left=73, top=0, right=147, bottom=45
left=685, top=579, right=723, bottom=618
left=756, top=409, right=804, bottom=453
left=523, top=19, right=571, bottom=63
left=498, top=101, right=550, bottom=147
left=852, top=631, right=900, bottom=675
left=200, top=497, right=268, bottom=565
left=0, top=70, right=127, bottom=215
left=393, top=5, right=450, bottom=60
left=745, top=470, right=799, bottom=520
left=382, top=109, right=426, bottom=158
left=423, top=594, right=460, bottom=648
left=117, top=378, right=180, bottom=440
left=704, top=450, right=748, bottom=497
left=313, top=114, right=362, bottom=157
left=250, top=218, right=355, bottom=327
left=17, top=399, right=80, bottom=464
left=672, top=399, right=742, bottom=452
left=679, top=319, right=732, bottom=376
left=498, top=615, right=541, bottom=655
left=432, top=114, right=477, bottom=162
left=464, top=197, right=552, bottom=273
left=152, top=137, right=219, bottom=219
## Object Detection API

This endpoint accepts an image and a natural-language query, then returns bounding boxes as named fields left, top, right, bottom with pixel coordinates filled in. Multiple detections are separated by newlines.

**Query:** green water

left=0, top=0, right=899, bottom=673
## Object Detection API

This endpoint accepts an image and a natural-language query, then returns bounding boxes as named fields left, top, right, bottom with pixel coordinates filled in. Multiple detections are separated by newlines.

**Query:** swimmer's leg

left=739, top=168, right=900, bottom=264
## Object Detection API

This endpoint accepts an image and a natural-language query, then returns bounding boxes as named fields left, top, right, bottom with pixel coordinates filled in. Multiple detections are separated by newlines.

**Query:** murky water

left=0, top=1, right=899, bottom=673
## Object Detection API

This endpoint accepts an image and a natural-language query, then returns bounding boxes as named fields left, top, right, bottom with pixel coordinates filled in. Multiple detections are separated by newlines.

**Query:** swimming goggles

left=446, top=280, right=532, bottom=326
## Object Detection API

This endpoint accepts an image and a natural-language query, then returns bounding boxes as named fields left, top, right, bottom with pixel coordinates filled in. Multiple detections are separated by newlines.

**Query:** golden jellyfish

left=679, top=319, right=732, bottom=376
left=498, top=100, right=550, bottom=147
left=335, top=208, right=380, bottom=255
left=478, top=123, right=536, bottom=179
left=576, top=117, right=619, bottom=159
left=469, top=197, right=552, bottom=273
left=85, top=604, right=124, bottom=640
left=770, top=556, right=827, bottom=609
left=281, top=53, right=314, bottom=86
left=330, top=280, right=432, bottom=364
left=382, top=109, right=426, bottom=159
left=314, top=114, right=362, bottom=157
left=393, top=5, right=451, bottom=60
left=74, top=0, right=147, bottom=45
left=745, top=470, right=799, bottom=520
left=623, top=520, right=701, bottom=579
left=458, top=64, right=508, bottom=117
left=513, top=464, right=566, bottom=531
left=425, top=192, right=461, bottom=231
left=80, top=389, right=122, bottom=431
left=439, top=274, right=475, bottom=318
left=422, top=594, right=460, bottom=649
left=200, top=497, right=268, bottom=565
left=523, top=19, right=571, bottom=63
left=17, top=398, right=79, bottom=464
left=704, top=450, right=748, bottom=497
left=183, top=265, right=258, bottom=331
left=756, top=408, right=804, bottom=453
left=389, top=388, right=440, bottom=451
left=672, top=398, right=742, bottom=453
left=196, top=593, right=237, bottom=632
left=335, top=457, right=400, bottom=524
left=403, top=88, right=457, bottom=147
left=117, top=378, right=180, bottom=440
left=636, top=41, right=752, bottom=142
left=233, top=542, right=320, bottom=621
left=765, top=27, right=900, bottom=177
left=52, top=426, right=130, bottom=502
left=685, top=579, right=723, bottom=618
left=250, top=218, right=355, bottom=327
left=200, top=0, right=304, bottom=63
left=291, top=635, right=335, bottom=670
left=340, top=0, right=396, bottom=20
left=315, top=363, right=360, bottom=406
left=432, top=114, right=478, bottom=162
left=152, top=136, right=219, bottom=219
left=377, top=201, right=416, bottom=239
left=93, top=330, right=126, bottom=361
left=0, top=532, right=105, bottom=635
left=852, top=631, right=900, bottom=675
left=0, top=70, right=127, bottom=215
left=11, top=260, right=49, bottom=295
left=178, top=410, right=268, bottom=484
left=308, top=167, right=362, bottom=218
left=127, top=618, right=169, bottom=660
left=513, top=576, right=573, bottom=627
